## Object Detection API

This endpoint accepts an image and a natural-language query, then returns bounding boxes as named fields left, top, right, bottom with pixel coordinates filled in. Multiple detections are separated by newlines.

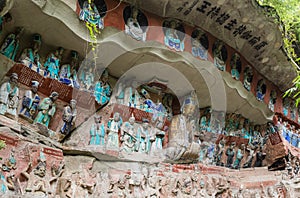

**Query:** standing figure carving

left=34, top=91, right=59, bottom=127
left=89, top=115, right=106, bottom=145
left=94, top=69, right=111, bottom=105
left=44, top=47, right=64, bottom=79
left=19, top=80, right=40, bottom=121
left=136, top=118, right=152, bottom=154
left=79, top=0, right=106, bottom=30
left=0, top=73, right=19, bottom=117
left=225, top=142, right=235, bottom=168
left=19, top=34, right=42, bottom=73
left=59, top=99, right=77, bottom=138
left=0, top=27, right=23, bottom=61
left=107, top=112, right=122, bottom=149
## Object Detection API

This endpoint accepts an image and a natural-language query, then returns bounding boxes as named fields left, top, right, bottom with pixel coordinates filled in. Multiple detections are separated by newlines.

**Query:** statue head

left=142, top=118, right=149, bottom=128
left=31, top=80, right=39, bottom=93
left=34, top=161, right=47, bottom=178
left=129, top=114, right=135, bottom=125
left=50, top=92, right=59, bottom=101
left=9, top=73, right=18, bottom=85
left=94, top=115, right=102, bottom=123
left=113, top=112, right=121, bottom=122
left=181, top=91, right=198, bottom=117
left=70, top=99, right=77, bottom=109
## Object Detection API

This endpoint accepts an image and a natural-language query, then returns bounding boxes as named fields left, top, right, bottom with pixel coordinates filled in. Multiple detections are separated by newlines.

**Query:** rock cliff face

left=0, top=127, right=293, bottom=198
left=0, top=0, right=299, bottom=197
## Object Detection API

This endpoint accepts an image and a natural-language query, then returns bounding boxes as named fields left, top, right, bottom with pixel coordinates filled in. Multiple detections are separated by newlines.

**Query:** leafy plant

left=257, top=0, right=300, bottom=65
left=0, top=140, right=5, bottom=160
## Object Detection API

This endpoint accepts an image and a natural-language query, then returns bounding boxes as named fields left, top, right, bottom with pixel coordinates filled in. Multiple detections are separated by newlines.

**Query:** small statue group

left=89, top=112, right=165, bottom=155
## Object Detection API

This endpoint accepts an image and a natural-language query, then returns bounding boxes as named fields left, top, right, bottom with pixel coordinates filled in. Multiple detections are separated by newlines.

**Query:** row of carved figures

left=88, top=112, right=166, bottom=155
left=0, top=149, right=285, bottom=198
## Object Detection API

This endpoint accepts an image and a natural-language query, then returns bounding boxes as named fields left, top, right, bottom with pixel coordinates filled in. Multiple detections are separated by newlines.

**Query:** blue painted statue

left=89, top=115, right=106, bottom=145
left=19, top=81, right=40, bottom=121
left=19, top=34, right=42, bottom=74
left=60, top=99, right=77, bottom=136
left=60, top=51, right=80, bottom=88
left=79, top=0, right=104, bottom=30
left=0, top=27, right=23, bottom=61
left=124, top=6, right=148, bottom=41
left=82, top=67, right=94, bottom=90
left=34, top=92, right=59, bottom=127
left=136, top=118, right=152, bottom=154
left=44, top=47, right=64, bottom=79
left=213, top=40, right=227, bottom=71
left=163, top=20, right=185, bottom=52
left=94, top=69, right=111, bottom=105
left=230, top=53, right=241, bottom=80
left=0, top=73, right=19, bottom=116
left=191, top=29, right=208, bottom=60
left=107, top=112, right=122, bottom=149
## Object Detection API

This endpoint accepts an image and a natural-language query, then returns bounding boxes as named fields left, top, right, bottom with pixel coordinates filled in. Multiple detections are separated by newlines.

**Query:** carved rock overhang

left=2, top=0, right=274, bottom=124
left=122, top=0, right=297, bottom=92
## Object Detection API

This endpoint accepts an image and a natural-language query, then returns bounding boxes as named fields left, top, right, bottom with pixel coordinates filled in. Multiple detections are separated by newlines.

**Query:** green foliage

left=257, top=0, right=300, bottom=64
left=0, top=140, right=5, bottom=150
left=0, top=140, right=5, bottom=160
left=84, top=0, right=100, bottom=69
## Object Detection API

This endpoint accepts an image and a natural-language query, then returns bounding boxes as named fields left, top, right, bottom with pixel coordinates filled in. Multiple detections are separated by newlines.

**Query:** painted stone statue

left=19, top=81, right=40, bottom=121
left=107, top=112, right=123, bottom=149
left=44, top=47, right=64, bottom=79
left=256, top=80, right=266, bottom=102
left=191, top=29, right=208, bottom=60
left=213, top=40, right=227, bottom=71
left=136, top=118, right=152, bottom=154
left=268, top=90, right=277, bottom=112
left=60, top=50, right=80, bottom=88
left=79, top=0, right=107, bottom=30
left=34, top=91, right=59, bottom=127
left=225, top=142, right=235, bottom=168
left=282, top=98, right=290, bottom=117
left=89, top=115, right=106, bottom=145
left=0, top=27, right=23, bottom=61
left=165, top=91, right=200, bottom=162
left=230, top=53, right=241, bottom=80
left=0, top=73, right=19, bottom=116
left=60, top=99, right=77, bottom=136
left=82, top=66, right=95, bottom=91
left=163, top=19, right=185, bottom=51
left=243, top=67, right=253, bottom=91
left=120, top=114, right=137, bottom=153
left=19, top=34, right=42, bottom=74
left=124, top=6, right=148, bottom=41
left=94, top=69, right=111, bottom=105
left=233, top=144, right=245, bottom=169
left=124, top=80, right=141, bottom=108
